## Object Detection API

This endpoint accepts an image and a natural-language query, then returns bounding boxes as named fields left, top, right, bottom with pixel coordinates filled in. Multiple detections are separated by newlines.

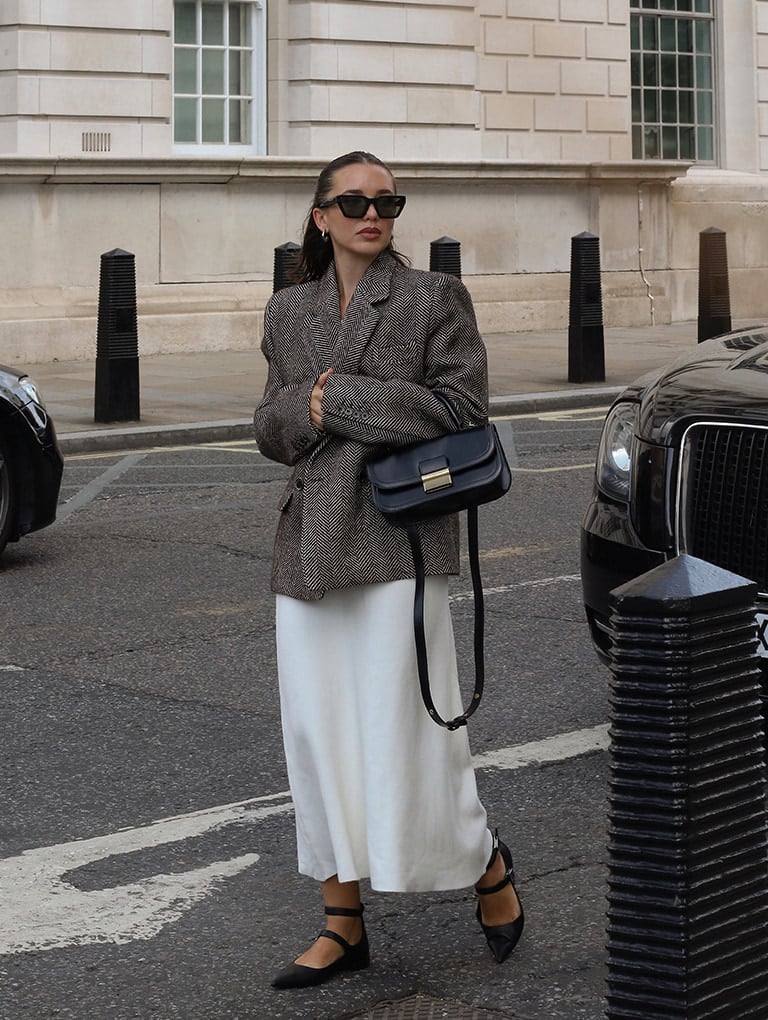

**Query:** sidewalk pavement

left=23, top=320, right=717, bottom=455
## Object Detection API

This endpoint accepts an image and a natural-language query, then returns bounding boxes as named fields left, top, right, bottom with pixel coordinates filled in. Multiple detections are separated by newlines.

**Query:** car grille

left=677, top=423, right=768, bottom=595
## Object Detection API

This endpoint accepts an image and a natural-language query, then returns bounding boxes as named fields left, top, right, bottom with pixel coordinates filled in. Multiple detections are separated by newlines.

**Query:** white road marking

left=65, top=440, right=260, bottom=462
left=450, top=573, right=580, bottom=603
left=0, top=792, right=291, bottom=954
left=0, top=665, right=25, bottom=672
left=57, top=453, right=146, bottom=520
left=473, top=723, right=610, bottom=771
left=501, top=406, right=611, bottom=422
left=538, top=408, right=609, bottom=422
left=0, top=724, right=607, bottom=955
left=203, top=442, right=260, bottom=454
left=510, top=463, right=594, bottom=473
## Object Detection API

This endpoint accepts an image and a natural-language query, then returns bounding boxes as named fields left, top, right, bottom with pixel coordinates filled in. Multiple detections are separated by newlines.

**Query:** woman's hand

left=310, top=368, right=334, bottom=429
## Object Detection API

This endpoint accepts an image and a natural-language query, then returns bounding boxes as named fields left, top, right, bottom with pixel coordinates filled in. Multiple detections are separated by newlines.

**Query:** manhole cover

left=340, top=994, right=514, bottom=1019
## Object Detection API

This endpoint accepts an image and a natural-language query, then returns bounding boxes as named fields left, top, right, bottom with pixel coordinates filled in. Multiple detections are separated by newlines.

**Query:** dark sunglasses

left=318, top=193, right=406, bottom=219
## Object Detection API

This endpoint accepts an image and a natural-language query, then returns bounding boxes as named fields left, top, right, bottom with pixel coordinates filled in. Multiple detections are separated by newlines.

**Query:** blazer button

left=296, top=478, right=304, bottom=489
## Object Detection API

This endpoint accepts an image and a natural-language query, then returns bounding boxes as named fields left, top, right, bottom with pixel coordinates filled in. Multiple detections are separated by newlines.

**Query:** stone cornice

left=0, top=156, right=692, bottom=186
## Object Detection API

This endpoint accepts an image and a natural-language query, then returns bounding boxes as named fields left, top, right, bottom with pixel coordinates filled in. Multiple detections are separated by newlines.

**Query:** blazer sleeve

left=319, top=273, right=488, bottom=447
left=252, top=296, right=323, bottom=466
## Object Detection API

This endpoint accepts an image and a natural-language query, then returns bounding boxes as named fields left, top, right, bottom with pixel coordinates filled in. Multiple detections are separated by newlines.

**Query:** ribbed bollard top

left=94, top=247, right=140, bottom=423
left=97, top=248, right=138, bottom=359
left=569, top=231, right=603, bottom=327
left=606, top=555, right=768, bottom=1019
left=698, top=226, right=731, bottom=342
left=429, top=236, right=462, bottom=279
left=568, top=231, right=605, bottom=383
left=273, top=241, right=300, bottom=292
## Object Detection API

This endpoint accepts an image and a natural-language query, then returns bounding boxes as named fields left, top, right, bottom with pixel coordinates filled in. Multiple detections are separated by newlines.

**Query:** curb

left=57, top=388, right=621, bottom=456
left=490, top=387, right=621, bottom=417
left=57, top=419, right=255, bottom=455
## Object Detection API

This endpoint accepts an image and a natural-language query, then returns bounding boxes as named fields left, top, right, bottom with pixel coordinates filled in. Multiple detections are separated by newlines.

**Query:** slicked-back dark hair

left=294, top=151, right=410, bottom=283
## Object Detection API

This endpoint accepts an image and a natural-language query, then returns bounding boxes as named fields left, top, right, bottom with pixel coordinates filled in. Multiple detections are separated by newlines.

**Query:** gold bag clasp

left=421, top=466, right=452, bottom=492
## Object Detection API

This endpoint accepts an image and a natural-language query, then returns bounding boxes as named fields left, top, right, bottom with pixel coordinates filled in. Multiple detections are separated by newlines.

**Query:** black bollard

left=606, top=554, right=768, bottom=1019
left=273, top=242, right=301, bottom=292
left=568, top=231, right=605, bottom=383
left=429, top=236, right=461, bottom=279
left=698, top=226, right=732, bottom=342
left=94, top=248, right=140, bottom=423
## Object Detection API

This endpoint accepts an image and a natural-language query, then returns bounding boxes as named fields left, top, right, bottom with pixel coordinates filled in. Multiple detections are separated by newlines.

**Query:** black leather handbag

left=366, top=394, right=511, bottom=730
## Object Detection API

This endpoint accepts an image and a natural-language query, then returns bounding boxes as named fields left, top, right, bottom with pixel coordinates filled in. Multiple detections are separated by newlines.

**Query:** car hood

left=0, top=363, right=24, bottom=382
left=635, top=327, right=768, bottom=441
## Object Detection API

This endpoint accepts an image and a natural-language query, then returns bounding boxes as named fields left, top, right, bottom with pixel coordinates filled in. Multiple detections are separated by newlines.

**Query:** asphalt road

left=0, top=406, right=613, bottom=1020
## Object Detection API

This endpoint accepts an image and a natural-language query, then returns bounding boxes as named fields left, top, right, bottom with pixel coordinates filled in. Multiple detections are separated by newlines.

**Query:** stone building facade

left=0, top=0, right=767, bottom=362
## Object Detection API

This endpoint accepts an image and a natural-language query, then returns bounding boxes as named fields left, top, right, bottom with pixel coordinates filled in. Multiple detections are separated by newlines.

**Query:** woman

left=253, top=151, right=523, bottom=990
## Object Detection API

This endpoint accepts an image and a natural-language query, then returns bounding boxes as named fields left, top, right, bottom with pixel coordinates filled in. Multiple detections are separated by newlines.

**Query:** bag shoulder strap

left=406, top=508, right=484, bottom=730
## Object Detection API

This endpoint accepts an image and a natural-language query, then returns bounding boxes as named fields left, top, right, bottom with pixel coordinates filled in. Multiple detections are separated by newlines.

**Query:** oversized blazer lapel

left=297, top=271, right=336, bottom=377
left=304, top=253, right=395, bottom=375
left=334, top=253, right=394, bottom=373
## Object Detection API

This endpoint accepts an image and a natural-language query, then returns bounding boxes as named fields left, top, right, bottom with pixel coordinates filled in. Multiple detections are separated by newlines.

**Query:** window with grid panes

left=630, top=0, right=715, bottom=162
left=173, top=1, right=264, bottom=150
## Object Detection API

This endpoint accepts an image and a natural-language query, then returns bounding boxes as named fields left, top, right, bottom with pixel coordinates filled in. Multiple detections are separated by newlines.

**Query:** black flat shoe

left=271, top=905, right=370, bottom=989
left=475, top=830, right=525, bottom=963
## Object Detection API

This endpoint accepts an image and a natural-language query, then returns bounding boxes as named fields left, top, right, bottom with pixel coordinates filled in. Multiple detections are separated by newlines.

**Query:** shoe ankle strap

left=318, top=928, right=354, bottom=952
left=476, top=828, right=515, bottom=895
left=475, top=869, right=513, bottom=896
left=324, top=904, right=364, bottom=918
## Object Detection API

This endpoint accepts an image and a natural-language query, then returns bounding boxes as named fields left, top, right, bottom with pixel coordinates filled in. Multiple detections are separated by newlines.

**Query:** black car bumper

left=580, top=494, right=665, bottom=659
left=6, top=404, right=63, bottom=539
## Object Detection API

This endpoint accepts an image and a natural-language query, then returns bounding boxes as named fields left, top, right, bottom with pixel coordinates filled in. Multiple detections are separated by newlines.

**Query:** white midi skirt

left=276, top=576, right=491, bottom=892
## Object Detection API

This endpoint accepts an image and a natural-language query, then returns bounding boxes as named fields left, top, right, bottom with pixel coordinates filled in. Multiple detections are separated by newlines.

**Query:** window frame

left=630, top=0, right=716, bottom=164
left=172, top=0, right=266, bottom=156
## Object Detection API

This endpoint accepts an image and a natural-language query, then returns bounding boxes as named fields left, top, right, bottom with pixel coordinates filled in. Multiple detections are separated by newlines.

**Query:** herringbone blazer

left=253, top=251, right=489, bottom=601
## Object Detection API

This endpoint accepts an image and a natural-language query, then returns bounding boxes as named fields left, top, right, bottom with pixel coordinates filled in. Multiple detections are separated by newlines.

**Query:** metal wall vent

left=82, top=131, right=111, bottom=153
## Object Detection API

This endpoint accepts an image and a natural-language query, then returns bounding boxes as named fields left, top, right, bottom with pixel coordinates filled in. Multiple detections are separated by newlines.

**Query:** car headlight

left=6, top=373, right=48, bottom=432
left=596, top=401, right=638, bottom=501
left=18, top=375, right=45, bottom=407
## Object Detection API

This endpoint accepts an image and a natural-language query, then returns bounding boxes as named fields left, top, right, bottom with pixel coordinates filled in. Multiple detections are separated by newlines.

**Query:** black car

left=0, top=364, right=64, bottom=556
left=581, top=325, right=768, bottom=664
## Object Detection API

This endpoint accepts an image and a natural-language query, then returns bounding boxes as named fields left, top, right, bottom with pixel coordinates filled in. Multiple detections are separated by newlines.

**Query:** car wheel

left=0, top=432, right=16, bottom=555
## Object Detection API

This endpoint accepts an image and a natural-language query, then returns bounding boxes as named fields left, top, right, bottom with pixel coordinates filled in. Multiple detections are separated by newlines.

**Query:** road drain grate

left=340, top=994, right=515, bottom=1019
